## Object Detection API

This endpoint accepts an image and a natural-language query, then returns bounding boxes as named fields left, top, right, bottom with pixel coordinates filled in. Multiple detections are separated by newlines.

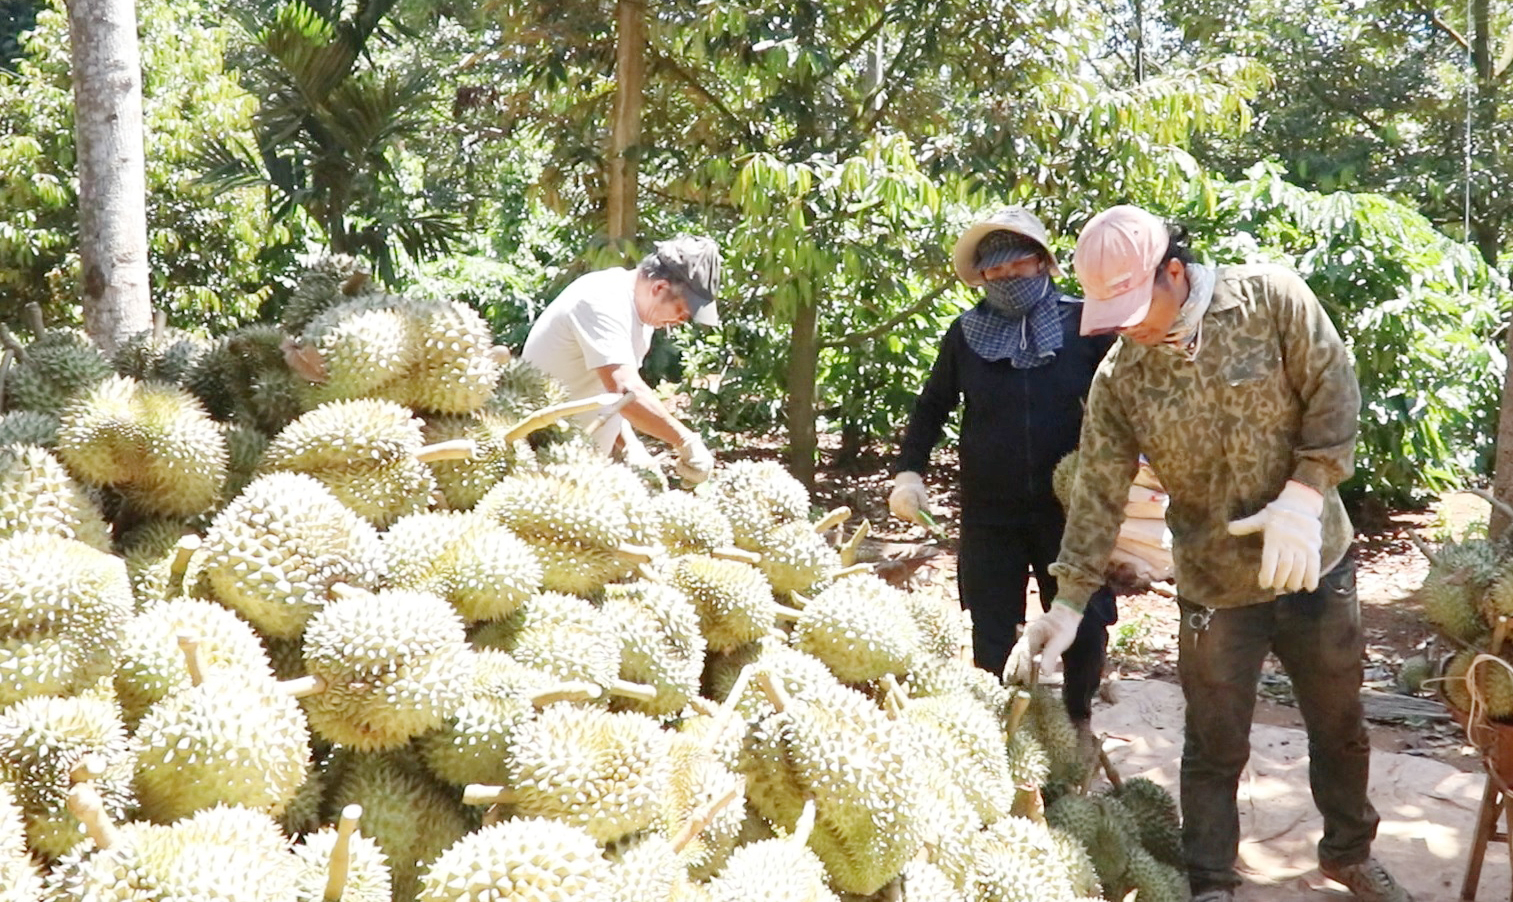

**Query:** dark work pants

left=958, top=522, right=1117, bottom=721
left=1176, top=555, right=1379, bottom=894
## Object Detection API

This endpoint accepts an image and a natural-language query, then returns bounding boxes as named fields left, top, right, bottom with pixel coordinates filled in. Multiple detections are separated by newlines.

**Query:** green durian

left=414, top=816, right=611, bottom=902
left=383, top=510, right=542, bottom=623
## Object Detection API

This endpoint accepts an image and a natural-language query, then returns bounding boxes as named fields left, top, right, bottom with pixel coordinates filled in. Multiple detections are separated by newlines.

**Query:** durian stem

left=323, top=804, right=361, bottom=902
left=170, top=534, right=200, bottom=585
left=827, top=563, right=872, bottom=581
left=528, top=682, right=603, bottom=706
left=22, top=302, right=44, bottom=339
left=280, top=675, right=328, bottom=698
left=66, top=781, right=120, bottom=850
left=787, top=592, right=810, bottom=610
left=1098, top=744, right=1123, bottom=792
left=1006, top=690, right=1033, bottom=735
left=608, top=679, right=658, bottom=702
left=414, top=439, right=477, bottom=463
left=176, top=633, right=205, bottom=687
left=616, top=543, right=658, bottom=565
left=754, top=668, right=791, bottom=714
left=772, top=604, right=803, bottom=623
left=687, top=697, right=719, bottom=717
left=1494, top=615, right=1510, bottom=657
left=503, top=392, right=626, bottom=443
left=0, top=324, right=26, bottom=362
left=487, top=345, right=513, bottom=365
left=328, top=583, right=370, bottom=602
left=791, top=798, right=817, bottom=846
left=812, top=506, right=851, bottom=534
left=1470, top=487, right=1513, bottom=527
left=670, top=782, right=743, bottom=853
left=1010, top=784, right=1045, bottom=823
left=462, top=784, right=519, bottom=806
left=69, top=753, right=108, bottom=783
left=709, top=547, right=762, bottom=565
left=839, top=518, right=871, bottom=567
left=879, top=673, right=908, bottom=720
left=702, top=664, right=757, bottom=756
left=1407, top=529, right=1440, bottom=567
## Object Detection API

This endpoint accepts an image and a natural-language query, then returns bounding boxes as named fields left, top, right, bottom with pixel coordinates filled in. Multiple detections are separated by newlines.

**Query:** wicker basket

left=1446, top=698, right=1513, bottom=786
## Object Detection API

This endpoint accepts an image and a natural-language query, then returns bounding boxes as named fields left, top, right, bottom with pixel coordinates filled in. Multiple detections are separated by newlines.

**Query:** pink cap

left=1073, top=205, right=1169, bottom=335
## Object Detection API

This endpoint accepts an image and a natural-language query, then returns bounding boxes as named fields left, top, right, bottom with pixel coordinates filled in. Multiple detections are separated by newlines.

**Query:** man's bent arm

left=594, top=363, right=696, bottom=445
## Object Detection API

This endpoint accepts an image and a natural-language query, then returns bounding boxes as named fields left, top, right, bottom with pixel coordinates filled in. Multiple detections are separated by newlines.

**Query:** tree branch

left=820, top=282, right=951, bottom=348
left=649, top=50, right=761, bottom=150
left=1405, top=0, right=1470, bottom=51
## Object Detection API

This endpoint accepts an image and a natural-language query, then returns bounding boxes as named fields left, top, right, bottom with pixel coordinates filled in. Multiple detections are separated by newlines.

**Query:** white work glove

left=888, top=471, right=931, bottom=524
left=1226, top=480, right=1325, bottom=594
left=673, top=431, right=714, bottom=485
left=1004, top=601, right=1083, bottom=684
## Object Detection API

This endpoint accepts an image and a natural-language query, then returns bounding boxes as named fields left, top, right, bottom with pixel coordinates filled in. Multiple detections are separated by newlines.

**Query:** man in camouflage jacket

left=1005, top=205, right=1412, bottom=902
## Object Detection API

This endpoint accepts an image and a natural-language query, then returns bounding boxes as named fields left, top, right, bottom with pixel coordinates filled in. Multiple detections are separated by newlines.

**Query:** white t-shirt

left=521, top=267, right=653, bottom=452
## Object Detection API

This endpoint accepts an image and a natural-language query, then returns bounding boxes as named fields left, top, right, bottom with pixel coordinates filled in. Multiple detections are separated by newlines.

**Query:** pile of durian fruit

left=0, top=257, right=1188, bottom=901
left=1416, top=520, right=1513, bottom=721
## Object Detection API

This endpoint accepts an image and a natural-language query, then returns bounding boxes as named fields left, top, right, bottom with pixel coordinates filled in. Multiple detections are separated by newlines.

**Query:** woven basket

left=1446, top=698, right=1513, bottom=786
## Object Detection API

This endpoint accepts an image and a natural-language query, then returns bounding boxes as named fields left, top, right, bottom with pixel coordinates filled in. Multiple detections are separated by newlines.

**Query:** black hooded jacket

left=894, top=299, right=1114, bottom=527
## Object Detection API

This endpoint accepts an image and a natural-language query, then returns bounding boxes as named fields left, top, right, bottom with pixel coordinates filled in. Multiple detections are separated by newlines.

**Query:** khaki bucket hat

left=951, top=207, right=1062, bottom=287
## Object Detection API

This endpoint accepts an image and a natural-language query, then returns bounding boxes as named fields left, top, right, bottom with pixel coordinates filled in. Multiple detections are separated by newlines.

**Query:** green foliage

left=0, top=0, right=278, bottom=333
left=1178, top=162, right=1509, bottom=504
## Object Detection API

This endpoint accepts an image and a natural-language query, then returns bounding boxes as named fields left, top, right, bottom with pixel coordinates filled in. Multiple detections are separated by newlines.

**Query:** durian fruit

left=1122, top=845, right=1190, bottom=902
left=703, top=639, right=845, bottom=727
left=601, top=580, right=707, bottom=717
left=703, top=801, right=838, bottom=902
left=420, top=412, right=535, bottom=510
left=892, top=860, right=968, bottom=902
left=414, top=816, right=611, bottom=902
left=280, top=253, right=377, bottom=335
left=111, top=325, right=208, bottom=385
left=117, top=519, right=199, bottom=607
left=901, top=589, right=967, bottom=663
left=3, top=327, right=111, bottom=416
left=0, top=781, right=42, bottom=900
left=1044, top=793, right=1135, bottom=896
left=402, top=299, right=504, bottom=414
left=603, top=834, right=689, bottom=902
left=900, top=656, right=1013, bottom=716
left=1419, top=537, right=1499, bottom=644
left=699, top=460, right=811, bottom=550
left=280, top=758, right=329, bottom=838
left=186, top=323, right=307, bottom=433
left=671, top=556, right=782, bottom=653
left=504, top=703, right=672, bottom=844
left=474, top=471, right=642, bottom=595
left=647, top=724, right=747, bottom=878
left=492, top=357, right=570, bottom=422
left=185, top=472, right=387, bottom=639
left=112, top=597, right=274, bottom=727
left=289, top=804, right=393, bottom=902
left=300, top=586, right=474, bottom=751
left=46, top=801, right=299, bottom=901
left=55, top=374, right=229, bottom=517
left=901, top=693, right=1018, bottom=826
left=220, top=420, right=270, bottom=502
left=943, top=814, right=1092, bottom=902
left=1024, top=685, right=1092, bottom=794
left=0, top=443, right=111, bottom=551
left=1112, top=776, right=1183, bottom=868
left=470, top=591, right=655, bottom=702
left=0, top=410, right=59, bottom=447
left=384, top=511, right=543, bottom=624
left=1442, top=648, right=1476, bottom=712
left=1465, top=652, right=1513, bottom=720
left=742, top=677, right=927, bottom=895
left=537, top=452, right=663, bottom=549
left=260, top=398, right=437, bottom=528
left=132, top=662, right=312, bottom=823
left=325, top=748, right=472, bottom=902
left=790, top=574, right=921, bottom=683
left=0, top=533, right=134, bottom=706
left=653, top=490, right=736, bottom=555
left=754, top=520, right=841, bottom=595
left=0, top=695, right=134, bottom=859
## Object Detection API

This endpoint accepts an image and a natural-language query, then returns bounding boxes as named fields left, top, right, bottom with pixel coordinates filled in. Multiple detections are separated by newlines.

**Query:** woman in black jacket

left=890, top=206, right=1117, bottom=732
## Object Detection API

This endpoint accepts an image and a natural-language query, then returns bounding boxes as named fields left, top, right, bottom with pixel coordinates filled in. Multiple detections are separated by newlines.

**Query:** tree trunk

left=1492, top=312, right=1513, bottom=541
left=607, top=0, right=645, bottom=243
left=67, top=0, right=151, bottom=355
left=784, top=300, right=819, bottom=488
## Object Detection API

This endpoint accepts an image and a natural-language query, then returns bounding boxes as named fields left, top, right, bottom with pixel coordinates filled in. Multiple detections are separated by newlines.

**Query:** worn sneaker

left=1191, top=889, right=1235, bottom=902
left=1320, top=858, right=1414, bottom=901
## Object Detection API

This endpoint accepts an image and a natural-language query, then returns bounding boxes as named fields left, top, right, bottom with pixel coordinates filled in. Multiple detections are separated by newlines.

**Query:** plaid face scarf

left=960, top=274, right=1065, bottom=368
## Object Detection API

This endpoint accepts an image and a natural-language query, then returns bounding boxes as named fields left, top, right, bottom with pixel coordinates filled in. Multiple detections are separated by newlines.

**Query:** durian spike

left=176, top=633, right=206, bottom=687
left=607, top=680, right=659, bottom=702
left=462, top=784, right=519, bottom=806
left=754, top=668, right=791, bottom=715
left=1469, top=486, right=1513, bottom=526
left=812, top=506, right=851, bottom=534
left=151, top=308, right=167, bottom=342
left=670, top=781, right=744, bottom=853
left=323, top=804, right=362, bottom=902
left=617, top=543, right=658, bottom=565
left=279, top=674, right=329, bottom=698
left=23, top=302, right=45, bottom=339
left=838, top=518, right=871, bottom=567
left=486, top=345, right=512, bottom=365
left=66, top=780, right=120, bottom=850
left=170, top=535, right=200, bottom=585
left=1407, top=529, right=1440, bottom=567
left=414, top=439, right=477, bottom=463
left=503, top=392, right=626, bottom=443
left=1005, top=689, right=1032, bottom=735
left=583, top=390, right=637, bottom=437
left=528, top=682, right=604, bottom=706
left=827, top=563, right=872, bottom=580
left=702, top=664, right=757, bottom=756
left=791, top=798, right=817, bottom=846
left=773, top=604, right=802, bottom=623
left=709, top=547, right=762, bottom=565
left=0, top=349, right=12, bottom=413
left=0, top=324, right=26, bottom=361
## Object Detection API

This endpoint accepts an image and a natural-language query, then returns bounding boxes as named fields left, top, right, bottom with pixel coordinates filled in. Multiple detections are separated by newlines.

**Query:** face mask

left=983, top=274, right=1052, bottom=319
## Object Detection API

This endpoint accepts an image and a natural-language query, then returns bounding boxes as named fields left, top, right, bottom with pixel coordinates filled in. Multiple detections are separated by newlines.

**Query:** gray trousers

left=1177, top=555, right=1379, bottom=893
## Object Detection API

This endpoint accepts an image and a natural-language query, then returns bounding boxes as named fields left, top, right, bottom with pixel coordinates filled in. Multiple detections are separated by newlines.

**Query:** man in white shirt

left=522, top=235, right=721, bottom=483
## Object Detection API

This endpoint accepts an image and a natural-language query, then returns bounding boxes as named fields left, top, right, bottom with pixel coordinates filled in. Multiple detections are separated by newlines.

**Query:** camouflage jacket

left=1049, top=263, right=1359, bottom=611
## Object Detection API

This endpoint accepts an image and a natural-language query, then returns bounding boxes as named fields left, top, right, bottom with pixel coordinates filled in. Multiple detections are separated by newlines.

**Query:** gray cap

left=655, top=235, right=723, bottom=326
left=951, top=207, right=1062, bottom=286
